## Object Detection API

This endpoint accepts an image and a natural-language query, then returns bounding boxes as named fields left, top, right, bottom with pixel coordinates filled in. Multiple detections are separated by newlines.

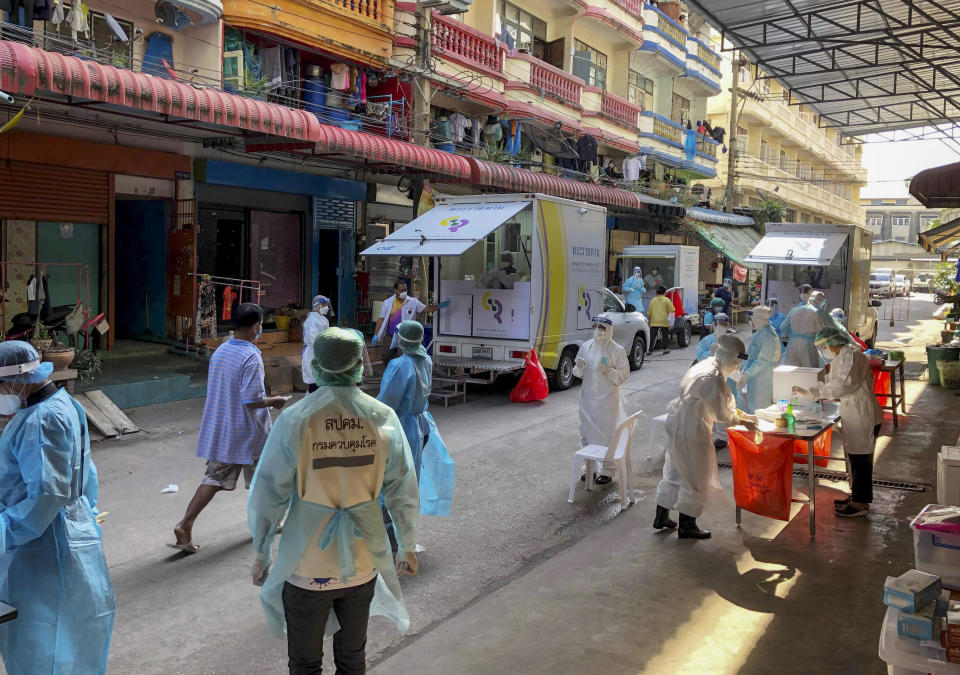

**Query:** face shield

left=0, top=341, right=54, bottom=415
left=592, top=318, right=613, bottom=343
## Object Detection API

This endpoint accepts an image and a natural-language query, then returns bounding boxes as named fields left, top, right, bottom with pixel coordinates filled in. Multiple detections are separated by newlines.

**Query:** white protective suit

left=656, top=336, right=744, bottom=517
left=806, top=345, right=882, bottom=455
left=301, top=310, right=330, bottom=385
left=572, top=327, right=631, bottom=447
left=780, top=302, right=826, bottom=368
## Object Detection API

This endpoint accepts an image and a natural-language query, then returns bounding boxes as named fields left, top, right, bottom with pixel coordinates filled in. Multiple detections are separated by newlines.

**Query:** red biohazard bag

left=793, top=427, right=833, bottom=468
left=728, top=428, right=795, bottom=521
left=873, top=368, right=891, bottom=408
left=509, top=349, right=549, bottom=402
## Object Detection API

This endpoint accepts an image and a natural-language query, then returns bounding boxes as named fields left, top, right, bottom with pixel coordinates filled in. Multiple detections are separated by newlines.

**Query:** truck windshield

left=872, top=273, right=889, bottom=281
left=437, top=205, right=534, bottom=339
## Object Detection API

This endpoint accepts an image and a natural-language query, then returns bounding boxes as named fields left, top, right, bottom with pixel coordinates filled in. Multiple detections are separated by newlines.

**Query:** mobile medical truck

left=745, top=222, right=881, bottom=346
left=361, top=193, right=651, bottom=389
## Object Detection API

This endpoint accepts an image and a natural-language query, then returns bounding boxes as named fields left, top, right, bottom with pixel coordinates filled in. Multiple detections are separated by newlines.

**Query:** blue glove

left=437, top=299, right=451, bottom=309
left=372, top=333, right=380, bottom=346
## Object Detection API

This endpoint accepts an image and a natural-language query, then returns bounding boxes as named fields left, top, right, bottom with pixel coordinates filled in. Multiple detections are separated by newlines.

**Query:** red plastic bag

left=792, top=427, right=833, bottom=468
left=729, top=428, right=795, bottom=521
left=509, top=350, right=549, bottom=402
left=872, top=367, right=890, bottom=407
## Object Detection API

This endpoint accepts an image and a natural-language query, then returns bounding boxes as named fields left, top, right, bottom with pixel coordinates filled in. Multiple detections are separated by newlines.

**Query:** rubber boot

left=678, top=513, right=711, bottom=539
left=653, top=505, right=677, bottom=530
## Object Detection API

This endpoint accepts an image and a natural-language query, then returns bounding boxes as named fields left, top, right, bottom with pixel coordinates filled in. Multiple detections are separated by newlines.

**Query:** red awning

left=910, top=162, right=960, bottom=208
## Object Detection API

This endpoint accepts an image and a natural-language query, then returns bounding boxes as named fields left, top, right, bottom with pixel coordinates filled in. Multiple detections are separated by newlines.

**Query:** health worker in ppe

left=654, top=334, right=757, bottom=539
left=621, top=267, right=646, bottom=311
left=0, top=341, right=115, bottom=675
left=713, top=278, right=733, bottom=316
left=792, top=327, right=882, bottom=519
left=486, top=253, right=517, bottom=290
left=701, top=297, right=725, bottom=339
left=696, top=312, right=729, bottom=363
left=736, top=305, right=782, bottom=413
left=373, top=281, right=449, bottom=369
left=645, top=267, right=664, bottom=294
left=572, top=317, right=631, bottom=485
left=767, top=298, right=786, bottom=338
left=798, top=283, right=813, bottom=306
left=780, top=288, right=827, bottom=368
left=828, top=307, right=868, bottom=351
left=248, top=327, right=420, bottom=672
left=302, top=295, right=331, bottom=393
left=378, top=321, right=455, bottom=518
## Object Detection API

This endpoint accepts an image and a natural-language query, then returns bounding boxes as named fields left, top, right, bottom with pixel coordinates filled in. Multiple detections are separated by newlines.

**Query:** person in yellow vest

left=248, top=327, right=420, bottom=673
left=647, top=285, right=674, bottom=355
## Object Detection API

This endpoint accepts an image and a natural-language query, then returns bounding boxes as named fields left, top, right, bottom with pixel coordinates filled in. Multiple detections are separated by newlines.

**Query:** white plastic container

left=879, top=604, right=960, bottom=674
left=912, top=509, right=960, bottom=590
left=772, top=365, right=823, bottom=403
left=938, top=447, right=960, bottom=507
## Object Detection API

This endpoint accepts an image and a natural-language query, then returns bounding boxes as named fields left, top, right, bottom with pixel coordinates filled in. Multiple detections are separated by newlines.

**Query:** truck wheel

left=629, top=333, right=646, bottom=371
left=550, top=348, right=576, bottom=391
left=676, top=321, right=692, bottom=348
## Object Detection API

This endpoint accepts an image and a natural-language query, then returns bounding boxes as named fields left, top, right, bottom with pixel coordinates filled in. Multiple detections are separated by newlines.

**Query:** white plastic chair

left=568, top=410, right=643, bottom=509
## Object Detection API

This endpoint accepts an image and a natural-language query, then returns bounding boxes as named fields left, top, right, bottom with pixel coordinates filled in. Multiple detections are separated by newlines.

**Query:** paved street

left=87, top=295, right=947, bottom=674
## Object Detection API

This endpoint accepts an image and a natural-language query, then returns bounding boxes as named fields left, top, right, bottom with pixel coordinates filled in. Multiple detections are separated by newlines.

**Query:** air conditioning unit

left=419, top=0, right=472, bottom=15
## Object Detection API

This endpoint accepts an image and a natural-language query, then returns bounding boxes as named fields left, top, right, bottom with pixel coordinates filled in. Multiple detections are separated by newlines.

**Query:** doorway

left=114, top=200, right=169, bottom=337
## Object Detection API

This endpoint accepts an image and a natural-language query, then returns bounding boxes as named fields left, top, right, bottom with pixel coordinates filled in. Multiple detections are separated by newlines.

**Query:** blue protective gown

left=248, top=385, right=420, bottom=639
left=0, top=388, right=115, bottom=675
left=621, top=275, right=646, bottom=311
left=378, top=353, right=455, bottom=516
left=780, top=304, right=825, bottom=368
left=769, top=312, right=786, bottom=337
left=740, top=326, right=783, bottom=413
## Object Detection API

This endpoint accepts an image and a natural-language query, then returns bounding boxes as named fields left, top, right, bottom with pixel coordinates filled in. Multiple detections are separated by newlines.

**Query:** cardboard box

left=947, top=644, right=960, bottom=664
left=898, top=598, right=947, bottom=641
left=884, top=570, right=943, bottom=612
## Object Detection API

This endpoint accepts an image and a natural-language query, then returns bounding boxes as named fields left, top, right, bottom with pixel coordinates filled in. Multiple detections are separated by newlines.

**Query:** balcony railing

left=696, top=135, right=718, bottom=159
left=530, top=59, right=583, bottom=106
left=612, top=0, right=643, bottom=17
left=696, top=42, right=721, bottom=71
left=658, top=14, right=686, bottom=45
left=653, top=117, right=683, bottom=144
left=601, top=92, right=641, bottom=128
left=331, top=0, right=383, bottom=21
left=431, top=13, right=504, bottom=74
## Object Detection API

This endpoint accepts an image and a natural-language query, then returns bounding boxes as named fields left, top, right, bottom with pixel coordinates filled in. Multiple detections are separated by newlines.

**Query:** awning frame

left=745, top=231, right=849, bottom=266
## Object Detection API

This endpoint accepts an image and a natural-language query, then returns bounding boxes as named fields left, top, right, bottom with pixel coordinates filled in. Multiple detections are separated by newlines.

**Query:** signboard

left=733, top=262, right=748, bottom=282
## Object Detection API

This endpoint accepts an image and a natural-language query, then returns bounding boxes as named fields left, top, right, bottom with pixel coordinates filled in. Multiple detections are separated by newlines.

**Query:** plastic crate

left=941, top=361, right=960, bottom=389
left=912, top=518, right=960, bottom=590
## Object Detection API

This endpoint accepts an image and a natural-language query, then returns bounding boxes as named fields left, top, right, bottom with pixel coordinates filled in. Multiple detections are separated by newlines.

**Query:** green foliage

left=934, top=262, right=960, bottom=296
left=69, top=349, right=103, bottom=384
left=753, top=200, right=785, bottom=232
left=32, top=322, right=50, bottom=340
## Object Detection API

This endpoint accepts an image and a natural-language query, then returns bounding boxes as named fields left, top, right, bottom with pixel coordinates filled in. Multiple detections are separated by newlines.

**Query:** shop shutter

left=0, top=162, right=109, bottom=224
left=313, top=197, right=356, bottom=230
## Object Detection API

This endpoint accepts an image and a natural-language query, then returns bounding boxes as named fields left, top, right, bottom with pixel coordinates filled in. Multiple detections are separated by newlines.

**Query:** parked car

left=916, top=272, right=935, bottom=292
left=870, top=271, right=895, bottom=298
left=597, top=288, right=652, bottom=371
left=894, top=274, right=911, bottom=296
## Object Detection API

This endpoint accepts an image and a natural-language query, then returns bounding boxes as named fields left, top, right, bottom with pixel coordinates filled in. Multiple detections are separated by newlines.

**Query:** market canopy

left=689, top=220, right=762, bottom=270
left=918, top=218, right=960, bottom=256
left=909, top=161, right=960, bottom=208
left=360, top=201, right=529, bottom=256
left=686, top=207, right=754, bottom=227
left=687, top=0, right=960, bottom=136
left=746, top=231, right=848, bottom=266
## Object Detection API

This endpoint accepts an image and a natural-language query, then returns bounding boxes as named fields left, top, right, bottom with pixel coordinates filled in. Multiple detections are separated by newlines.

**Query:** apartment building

left=706, top=60, right=867, bottom=225
left=862, top=197, right=941, bottom=243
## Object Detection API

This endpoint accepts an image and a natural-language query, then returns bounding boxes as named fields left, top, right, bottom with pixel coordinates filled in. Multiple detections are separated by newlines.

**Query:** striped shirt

left=196, top=338, right=272, bottom=465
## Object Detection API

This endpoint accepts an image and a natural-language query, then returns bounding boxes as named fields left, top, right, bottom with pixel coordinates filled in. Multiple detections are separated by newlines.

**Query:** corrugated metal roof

left=686, top=207, right=755, bottom=226
left=686, top=0, right=960, bottom=136
left=690, top=220, right=763, bottom=269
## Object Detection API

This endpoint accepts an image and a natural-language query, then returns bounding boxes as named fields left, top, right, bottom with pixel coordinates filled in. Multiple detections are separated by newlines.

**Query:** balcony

left=675, top=36, right=722, bottom=98
left=634, top=5, right=688, bottom=76
left=431, top=13, right=504, bottom=78
left=579, top=0, right=644, bottom=46
left=601, top=91, right=641, bottom=128
left=504, top=53, right=583, bottom=107
left=222, top=0, right=394, bottom=63
left=636, top=111, right=714, bottom=177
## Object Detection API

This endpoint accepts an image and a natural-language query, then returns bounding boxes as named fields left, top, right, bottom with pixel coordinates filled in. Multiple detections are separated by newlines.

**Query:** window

left=671, top=93, right=691, bottom=125
left=779, top=150, right=792, bottom=173
left=501, top=2, right=547, bottom=56
left=734, top=125, right=748, bottom=155
left=89, top=12, right=134, bottom=69
left=759, top=139, right=770, bottom=163
left=627, top=55, right=654, bottom=107
left=920, top=215, right=939, bottom=231
left=866, top=216, right=883, bottom=233
left=573, top=39, right=607, bottom=89
left=223, top=51, right=244, bottom=92
left=891, top=215, right=911, bottom=228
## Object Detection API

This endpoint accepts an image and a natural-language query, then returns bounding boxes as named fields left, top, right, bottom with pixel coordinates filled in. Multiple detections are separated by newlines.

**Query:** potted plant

left=69, top=349, right=103, bottom=384
left=43, top=340, right=76, bottom=372
left=30, top=322, right=53, bottom=352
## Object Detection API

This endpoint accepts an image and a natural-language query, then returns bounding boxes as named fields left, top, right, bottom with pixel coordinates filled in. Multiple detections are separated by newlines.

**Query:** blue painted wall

left=37, top=222, right=101, bottom=313
left=115, top=200, right=169, bottom=337
left=196, top=159, right=365, bottom=200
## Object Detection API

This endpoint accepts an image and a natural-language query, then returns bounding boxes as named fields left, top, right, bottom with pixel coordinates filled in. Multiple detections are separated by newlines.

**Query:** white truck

left=361, top=193, right=650, bottom=389
left=617, top=244, right=701, bottom=348
left=746, top=222, right=881, bottom=347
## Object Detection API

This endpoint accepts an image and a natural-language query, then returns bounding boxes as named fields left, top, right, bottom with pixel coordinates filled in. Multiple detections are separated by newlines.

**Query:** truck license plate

left=472, top=347, right=493, bottom=359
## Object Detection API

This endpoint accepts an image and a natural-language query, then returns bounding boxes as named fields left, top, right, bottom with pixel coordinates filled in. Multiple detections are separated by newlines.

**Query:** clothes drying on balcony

left=575, top=134, right=598, bottom=172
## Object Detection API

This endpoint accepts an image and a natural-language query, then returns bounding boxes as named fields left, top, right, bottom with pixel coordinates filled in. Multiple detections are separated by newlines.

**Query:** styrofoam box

left=938, top=447, right=960, bottom=507
left=772, top=365, right=824, bottom=403
left=913, top=526, right=960, bottom=591
left=879, top=604, right=960, bottom=675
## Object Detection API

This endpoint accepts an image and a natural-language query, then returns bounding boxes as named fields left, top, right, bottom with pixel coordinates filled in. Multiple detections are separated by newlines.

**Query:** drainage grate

left=716, top=462, right=928, bottom=492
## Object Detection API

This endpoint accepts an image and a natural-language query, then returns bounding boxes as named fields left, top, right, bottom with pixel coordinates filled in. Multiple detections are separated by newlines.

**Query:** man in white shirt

left=373, top=281, right=448, bottom=367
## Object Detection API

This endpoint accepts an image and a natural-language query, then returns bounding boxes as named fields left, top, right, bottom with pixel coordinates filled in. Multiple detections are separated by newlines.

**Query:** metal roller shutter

left=0, top=162, right=109, bottom=223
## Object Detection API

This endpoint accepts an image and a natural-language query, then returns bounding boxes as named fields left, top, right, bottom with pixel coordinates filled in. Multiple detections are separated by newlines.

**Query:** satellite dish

left=103, top=13, right=129, bottom=43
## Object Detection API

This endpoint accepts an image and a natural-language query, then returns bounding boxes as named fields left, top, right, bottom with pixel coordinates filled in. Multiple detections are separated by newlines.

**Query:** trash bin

left=926, top=345, right=960, bottom=386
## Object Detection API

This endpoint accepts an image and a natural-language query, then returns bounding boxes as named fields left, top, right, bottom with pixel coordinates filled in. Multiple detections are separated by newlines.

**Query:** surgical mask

left=714, top=325, right=729, bottom=337
left=319, top=306, right=329, bottom=315
left=398, top=292, right=408, bottom=300
left=819, top=347, right=835, bottom=362
left=0, top=394, right=22, bottom=416
left=634, top=271, right=642, bottom=278
left=594, top=325, right=612, bottom=343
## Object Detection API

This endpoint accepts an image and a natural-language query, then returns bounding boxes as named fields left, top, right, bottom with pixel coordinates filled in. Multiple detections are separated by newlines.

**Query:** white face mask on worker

left=319, top=306, right=329, bottom=315
left=0, top=394, right=22, bottom=416
left=398, top=292, right=408, bottom=300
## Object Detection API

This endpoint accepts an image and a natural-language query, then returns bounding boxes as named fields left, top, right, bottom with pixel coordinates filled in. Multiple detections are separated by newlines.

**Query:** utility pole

left=724, top=50, right=740, bottom=213
left=412, top=6, right=432, bottom=147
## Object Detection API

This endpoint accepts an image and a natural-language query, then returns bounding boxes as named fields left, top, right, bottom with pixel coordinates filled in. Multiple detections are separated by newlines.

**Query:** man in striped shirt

left=171, top=303, right=287, bottom=553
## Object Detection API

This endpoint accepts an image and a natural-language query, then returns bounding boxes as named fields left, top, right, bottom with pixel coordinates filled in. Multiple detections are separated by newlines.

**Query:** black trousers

left=849, top=424, right=882, bottom=504
left=308, top=383, right=319, bottom=393
left=282, top=578, right=377, bottom=675
left=650, top=326, right=670, bottom=352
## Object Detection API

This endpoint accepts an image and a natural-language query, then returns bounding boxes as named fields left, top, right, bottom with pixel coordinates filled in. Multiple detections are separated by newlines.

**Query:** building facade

left=862, top=197, right=942, bottom=243
left=706, top=60, right=867, bottom=225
